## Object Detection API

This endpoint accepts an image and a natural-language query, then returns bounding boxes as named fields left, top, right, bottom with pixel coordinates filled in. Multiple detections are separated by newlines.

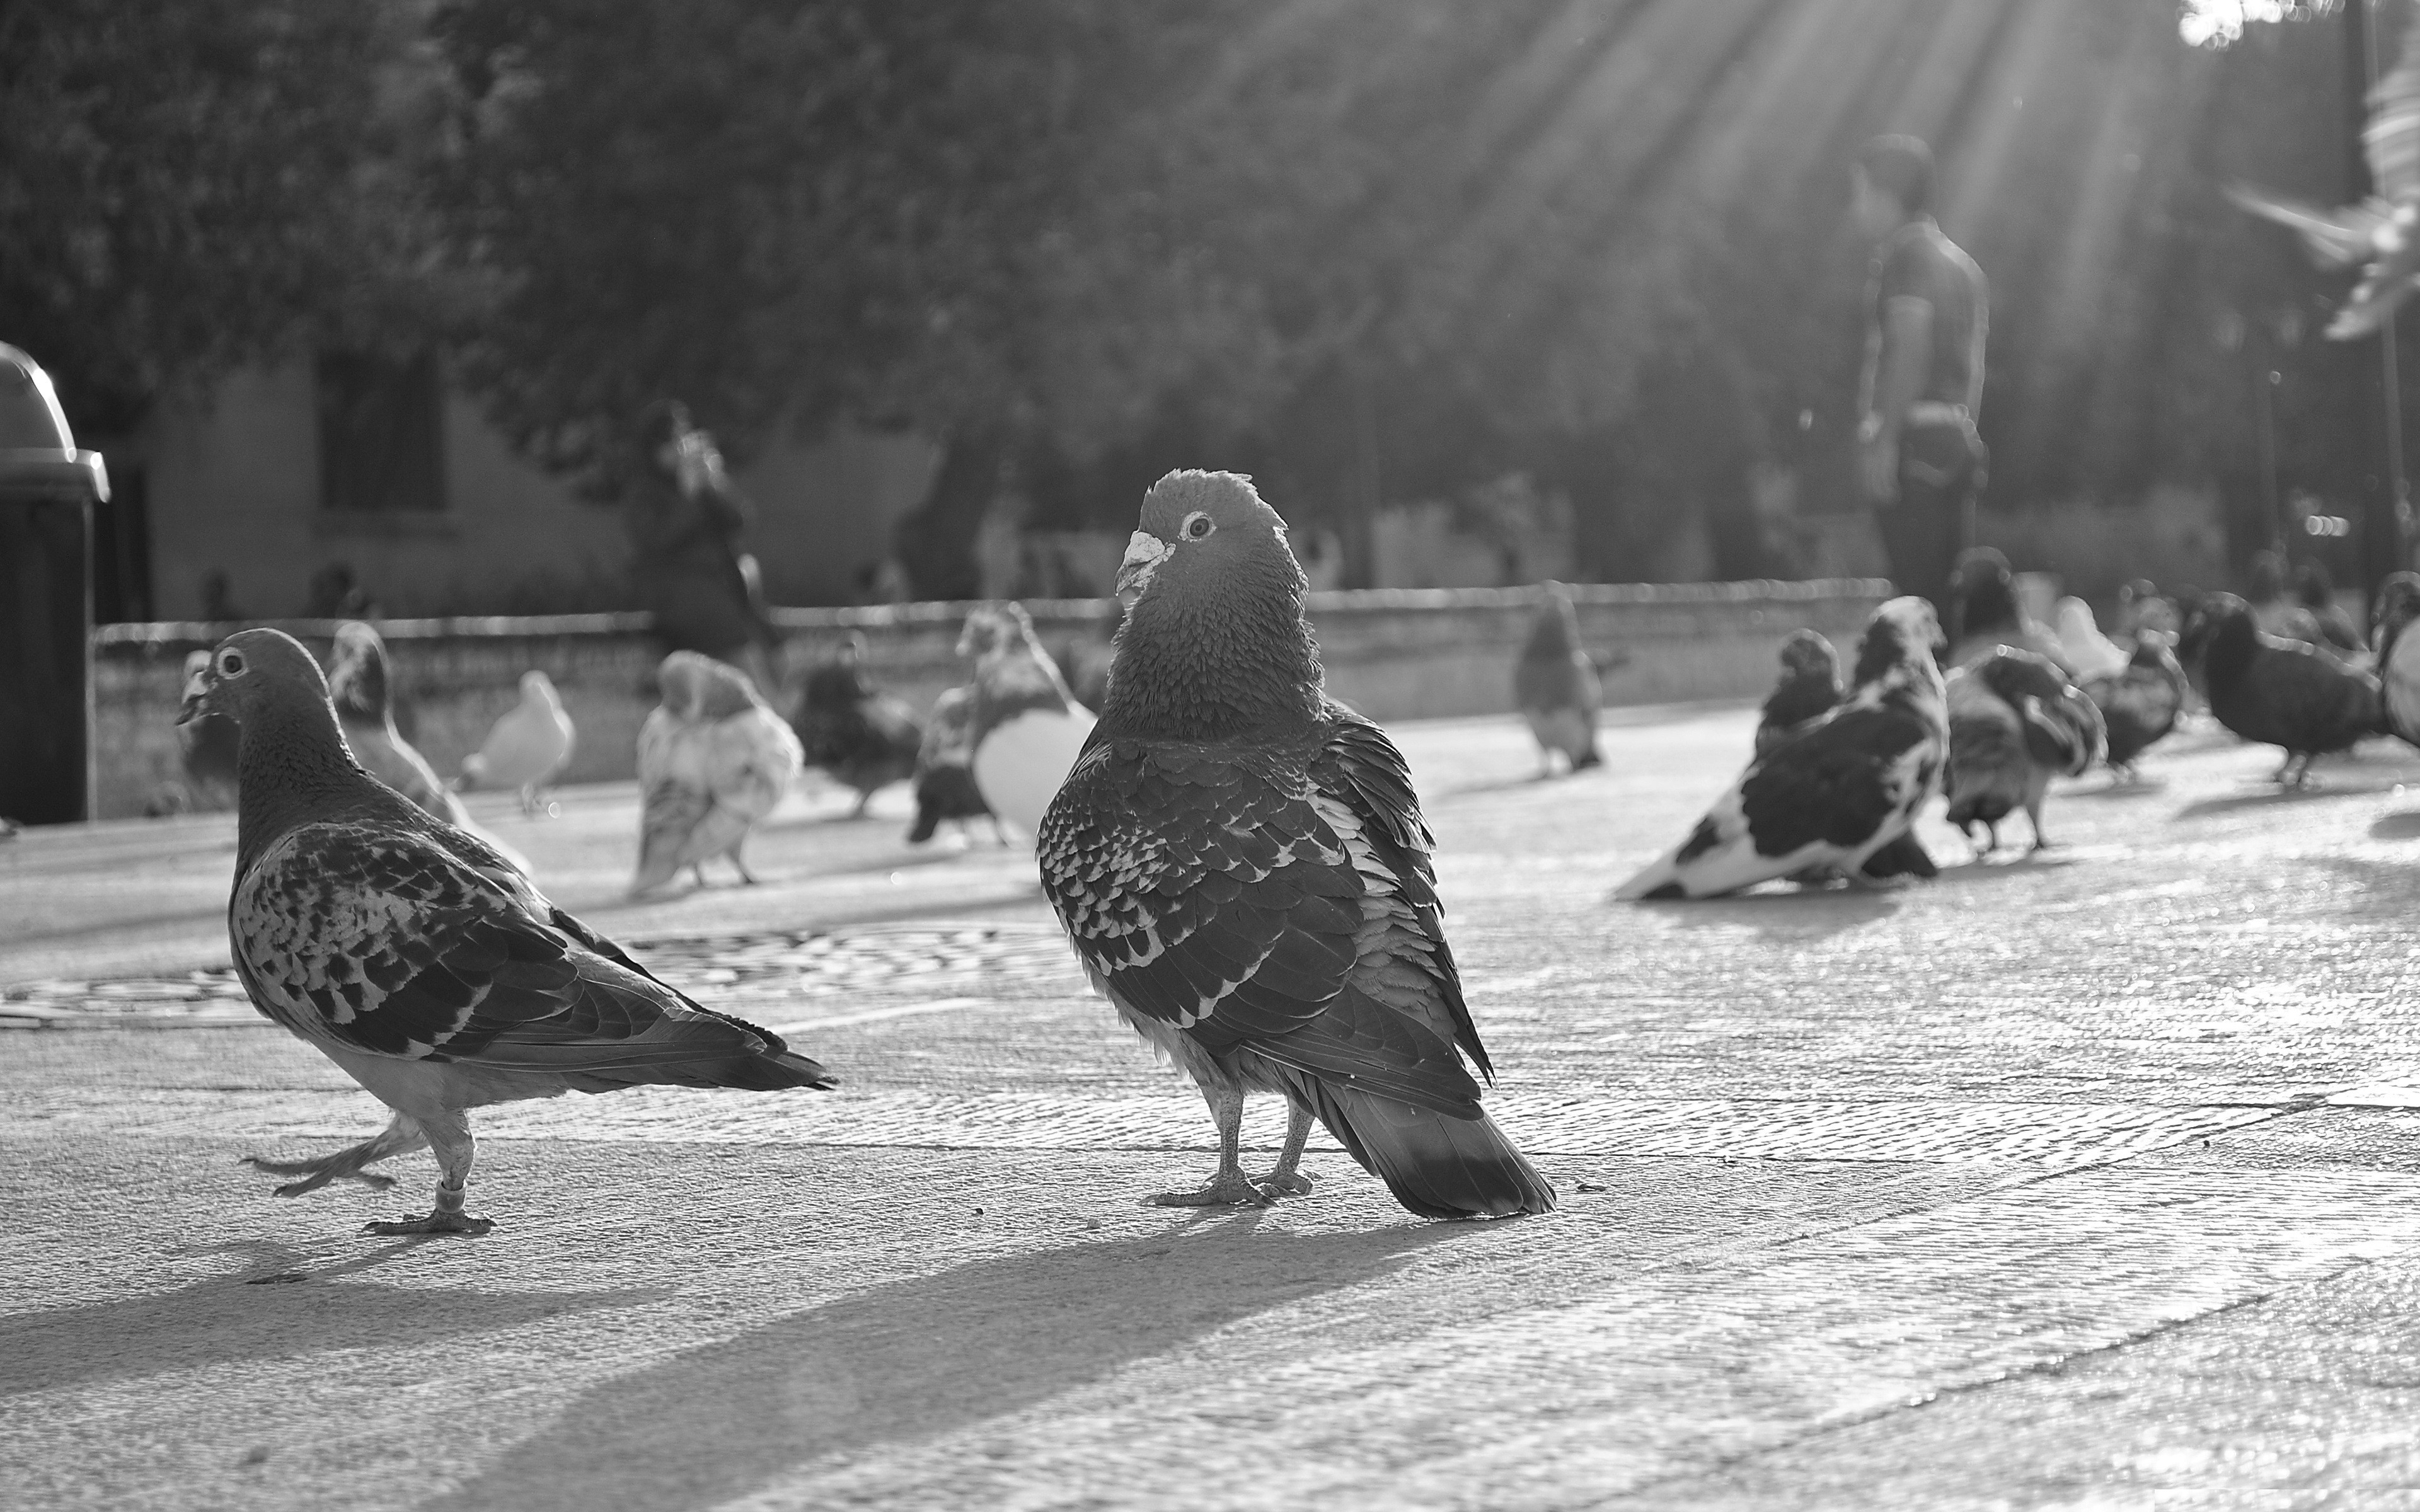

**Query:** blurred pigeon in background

left=1039, top=470, right=1554, bottom=1218
left=2371, top=570, right=2420, bottom=748
left=906, top=685, right=1001, bottom=845
left=2179, top=592, right=2384, bottom=786
left=326, top=622, right=533, bottom=875
left=959, top=602, right=1097, bottom=838
left=1947, top=548, right=2070, bottom=673
left=2227, top=16, right=2420, bottom=340
left=1616, top=597, right=1949, bottom=900
left=176, top=647, right=242, bottom=810
left=2053, top=598, right=2129, bottom=684
left=178, top=628, right=835, bottom=1235
left=1514, top=583, right=1603, bottom=774
left=1753, top=629, right=1841, bottom=759
left=2083, top=631, right=2190, bottom=781
left=1942, top=648, right=2106, bottom=854
left=792, top=632, right=921, bottom=816
left=458, top=670, right=575, bottom=814
left=631, top=651, right=803, bottom=895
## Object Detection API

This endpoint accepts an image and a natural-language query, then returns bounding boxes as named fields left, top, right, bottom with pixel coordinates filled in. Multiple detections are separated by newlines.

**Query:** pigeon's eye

left=216, top=649, right=248, bottom=678
left=1182, top=512, right=1215, bottom=541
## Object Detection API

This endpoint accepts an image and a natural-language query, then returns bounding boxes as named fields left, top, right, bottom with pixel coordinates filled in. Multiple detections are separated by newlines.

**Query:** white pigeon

left=959, top=602, right=1097, bottom=838
left=459, top=669, right=575, bottom=815
left=2053, top=598, right=2130, bottom=684
left=1616, top=597, right=1949, bottom=900
left=631, top=651, right=803, bottom=895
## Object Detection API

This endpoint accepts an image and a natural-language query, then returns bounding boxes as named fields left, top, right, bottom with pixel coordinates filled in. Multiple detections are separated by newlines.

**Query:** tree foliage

left=0, top=0, right=458, bottom=435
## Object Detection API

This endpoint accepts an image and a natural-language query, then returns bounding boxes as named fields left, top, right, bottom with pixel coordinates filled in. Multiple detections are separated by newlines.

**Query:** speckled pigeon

left=1754, top=630, right=1842, bottom=759
left=1616, top=597, right=1949, bottom=899
left=180, top=629, right=834, bottom=1235
left=1038, top=470, right=1555, bottom=1220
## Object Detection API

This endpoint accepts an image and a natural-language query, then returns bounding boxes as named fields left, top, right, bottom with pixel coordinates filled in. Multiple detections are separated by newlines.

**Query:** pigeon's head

left=2374, top=571, right=2420, bottom=642
left=518, top=670, right=561, bottom=709
left=1777, top=629, right=1838, bottom=681
left=1116, top=470, right=1301, bottom=614
left=178, top=628, right=331, bottom=730
left=326, top=621, right=390, bottom=721
left=1853, top=596, right=1944, bottom=686
left=657, top=650, right=758, bottom=720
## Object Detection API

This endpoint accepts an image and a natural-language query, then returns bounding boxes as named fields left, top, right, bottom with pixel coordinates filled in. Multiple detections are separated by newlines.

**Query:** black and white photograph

left=9, top=1, right=2420, bottom=1506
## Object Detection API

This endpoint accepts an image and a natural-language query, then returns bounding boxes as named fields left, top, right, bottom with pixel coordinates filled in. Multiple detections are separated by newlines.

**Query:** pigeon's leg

left=518, top=784, right=539, bottom=816
left=2025, top=799, right=2053, bottom=852
left=366, top=1111, right=492, bottom=1237
left=691, top=864, right=710, bottom=890
left=245, top=1114, right=424, bottom=1198
left=1146, top=1085, right=1270, bottom=1208
left=851, top=790, right=873, bottom=819
left=991, top=817, right=1011, bottom=847
left=1256, top=1101, right=1317, bottom=1198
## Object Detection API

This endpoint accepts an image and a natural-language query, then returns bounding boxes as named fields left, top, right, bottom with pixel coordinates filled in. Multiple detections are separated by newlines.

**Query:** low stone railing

left=91, top=578, right=1889, bottom=819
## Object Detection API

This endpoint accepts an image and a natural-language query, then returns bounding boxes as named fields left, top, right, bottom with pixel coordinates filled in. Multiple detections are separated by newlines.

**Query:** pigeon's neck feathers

left=1848, top=622, right=1945, bottom=722
left=1102, top=557, right=1325, bottom=743
left=234, top=690, right=396, bottom=874
left=1521, top=598, right=1579, bottom=663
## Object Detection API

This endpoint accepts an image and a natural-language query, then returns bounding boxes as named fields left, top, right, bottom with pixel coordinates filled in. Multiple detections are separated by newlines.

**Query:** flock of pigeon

left=1598, top=546, right=2420, bottom=900
left=162, top=474, right=2420, bottom=1236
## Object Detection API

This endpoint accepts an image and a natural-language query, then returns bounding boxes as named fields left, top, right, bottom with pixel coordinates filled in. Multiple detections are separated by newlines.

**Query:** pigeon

left=178, top=629, right=835, bottom=1235
left=1754, top=630, right=1842, bottom=759
left=2177, top=591, right=2385, bottom=786
left=960, top=602, right=1097, bottom=838
left=2053, top=598, right=2130, bottom=684
left=325, top=624, right=534, bottom=876
left=2082, top=631, right=2191, bottom=781
left=176, top=648, right=242, bottom=810
left=1038, top=469, right=1555, bottom=1220
left=326, top=623, right=465, bottom=825
left=2114, top=579, right=2178, bottom=643
left=1514, top=583, right=1603, bottom=774
left=2226, top=17, right=2420, bottom=340
left=906, top=685, right=1003, bottom=845
left=2372, top=571, right=2420, bottom=748
left=1616, top=596, right=1949, bottom=900
left=631, top=651, right=804, bottom=895
left=459, top=670, right=575, bottom=815
left=1942, top=648, right=2106, bottom=854
left=792, top=633, right=922, bottom=816
left=1947, top=548, right=2071, bottom=674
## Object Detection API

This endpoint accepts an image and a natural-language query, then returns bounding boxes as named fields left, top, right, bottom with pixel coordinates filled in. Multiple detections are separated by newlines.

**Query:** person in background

left=623, top=400, right=780, bottom=695
left=306, top=561, right=378, bottom=620
left=1852, top=134, right=1989, bottom=626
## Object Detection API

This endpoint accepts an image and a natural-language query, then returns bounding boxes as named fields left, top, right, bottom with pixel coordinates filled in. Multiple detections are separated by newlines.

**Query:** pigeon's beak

left=1115, top=532, right=1169, bottom=609
left=175, top=667, right=213, bottom=726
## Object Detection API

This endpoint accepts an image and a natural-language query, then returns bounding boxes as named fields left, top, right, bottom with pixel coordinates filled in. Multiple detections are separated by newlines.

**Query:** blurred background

left=1, top=0, right=2406, bottom=621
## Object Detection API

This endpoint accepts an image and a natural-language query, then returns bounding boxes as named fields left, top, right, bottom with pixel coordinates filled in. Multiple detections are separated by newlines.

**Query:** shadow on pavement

left=2371, top=810, right=2420, bottom=840
left=424, top=1222, right=1453, bottom=1512
left=2171, top=781, right=2407, bottom=821
left=0, top=1249, right=664, bottom=1398
left=1628, top=889, right=1901, bottom=942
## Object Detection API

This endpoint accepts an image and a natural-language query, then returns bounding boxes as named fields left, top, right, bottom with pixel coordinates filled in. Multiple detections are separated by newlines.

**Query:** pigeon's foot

left=364, top=1211, right=493, bottom=1237
left=244, top=1152, right=399, bottom=1198
left=365, top=1183, right=492, bottom=1236
left=1255, top=1169, right=1315, bottom=1198
left=1144, top=1172, right=1274, bottom=1208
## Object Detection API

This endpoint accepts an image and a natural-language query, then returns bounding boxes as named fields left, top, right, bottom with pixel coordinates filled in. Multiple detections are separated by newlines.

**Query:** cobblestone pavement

left=9, top=707, right=2420, bottom=1509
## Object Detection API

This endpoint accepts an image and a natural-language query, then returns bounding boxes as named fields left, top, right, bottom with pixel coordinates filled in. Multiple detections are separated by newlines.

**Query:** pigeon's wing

left=233, top=822, right=828, bottom=1088
left=2368, top=20, right=2420, bottom=203
left=1737, top=705, right=1935, bottom=854
left=2237, top=642, right=2382, bottom=750
left=635, top=706, right=677, bottom=789
left=1311, top=710, right=1493, bottom=1078
left=2226, top=183, right=2385, bottom=269
left=1039, top=738, right=1481, bottom=1114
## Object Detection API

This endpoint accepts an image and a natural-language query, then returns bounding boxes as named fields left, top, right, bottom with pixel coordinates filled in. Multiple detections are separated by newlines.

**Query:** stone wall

left=92, top=578, right=1889, bottom=819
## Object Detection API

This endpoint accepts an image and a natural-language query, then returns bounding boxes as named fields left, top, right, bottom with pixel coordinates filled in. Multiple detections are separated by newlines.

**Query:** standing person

left=623, top=401, right=780, bottom=695
left=1852, top=134, right=1988, bottom=626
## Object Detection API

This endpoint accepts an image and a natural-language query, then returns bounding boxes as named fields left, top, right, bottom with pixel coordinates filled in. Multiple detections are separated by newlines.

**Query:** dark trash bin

left=0, top=344, right=108, bottom=825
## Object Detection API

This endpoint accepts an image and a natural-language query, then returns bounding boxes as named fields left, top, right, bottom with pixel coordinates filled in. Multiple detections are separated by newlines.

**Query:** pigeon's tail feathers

left=1613, top=849, right=1685, bottom=901
left=720, top=1042, right=839, bottom=1092
left=1309, top=1081, right=1555, bottom=1220
left=1614, top=799, right=1780, bottom=900
left=631, top=781, right=713, bottom=895
left=2224, top=183, right=2380, bottom=268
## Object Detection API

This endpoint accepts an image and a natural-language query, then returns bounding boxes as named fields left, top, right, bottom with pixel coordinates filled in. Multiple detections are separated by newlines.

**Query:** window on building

left=315, top=349, right=447, bottom=513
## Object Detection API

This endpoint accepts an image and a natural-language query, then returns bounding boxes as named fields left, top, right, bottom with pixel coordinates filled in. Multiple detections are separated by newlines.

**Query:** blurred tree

left=0, top=0, right=463, bottom=436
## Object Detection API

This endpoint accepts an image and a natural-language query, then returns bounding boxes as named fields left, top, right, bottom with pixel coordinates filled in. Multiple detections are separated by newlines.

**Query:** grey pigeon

left=1514, top=583, right=1602, bottom=773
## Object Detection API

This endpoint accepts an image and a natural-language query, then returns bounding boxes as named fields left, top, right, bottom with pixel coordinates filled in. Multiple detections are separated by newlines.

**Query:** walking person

left=1852, top=134, right=1989, bottom=631
left=623, top=401, right=781, bottom=695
